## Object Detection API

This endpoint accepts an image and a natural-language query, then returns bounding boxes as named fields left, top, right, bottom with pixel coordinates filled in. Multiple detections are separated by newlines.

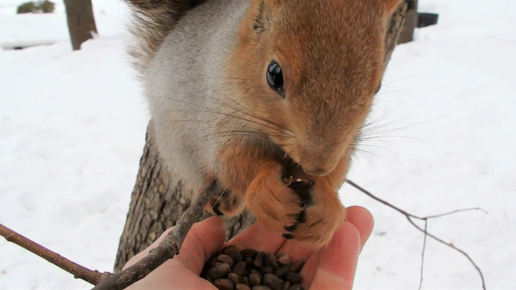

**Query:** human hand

left=124, top=206, right=374, bottom=290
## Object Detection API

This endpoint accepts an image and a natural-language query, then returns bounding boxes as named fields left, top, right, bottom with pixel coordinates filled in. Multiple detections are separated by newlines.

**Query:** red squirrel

left=125, top=0, right=403, bottom=249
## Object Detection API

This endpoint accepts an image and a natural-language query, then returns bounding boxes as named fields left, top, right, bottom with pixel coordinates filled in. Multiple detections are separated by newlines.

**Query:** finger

left=309, top=222, right=361, bottom=290
left=345, top=206, right=374, bottom=250
left=124, top=216, right=225, bottom=272
left=277, top=240, right=313, bottom=263
left=123, top=227, right=176, bottom=270
left=299, top=250, right=322, bottom=287
left=174, top=216, right=226, bottom=273
left=300, top=206, right=374, bottom=287
left=123, top=217, right=224, bottom=290
left=126, top=264, right=216, bottom=290
left=225, top=220, right=286, bottom=253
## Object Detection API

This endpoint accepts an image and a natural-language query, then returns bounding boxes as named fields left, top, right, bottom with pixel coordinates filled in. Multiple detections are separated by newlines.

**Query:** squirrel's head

left=225, top=0, right=402, bottom=176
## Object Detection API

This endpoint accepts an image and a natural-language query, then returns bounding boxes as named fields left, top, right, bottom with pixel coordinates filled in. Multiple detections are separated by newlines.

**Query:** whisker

left=204, top=95, right=292, bottom=135
left=383, top=73, right=436, bottom=85
left=377, top=88, right=430, bottom=102
left=194, top=90, right=296, bottom=136
left=381, top=84, right=415, bottom=94
left=204, top=130, right=292, bottom=140
left=211, top=187, right=230, bottom=211
left=147, top=95, right=295, bottom=139
left=148, top=97, right=292, bottom=135
left=218, top=94, right=294, bottom=134
left=359, top=135, right=445, bottom=155
left=351, top=148, right=401, bottom=179
left=167, top=119, right=212, bottom=123
left=353, top=143, right=401, bottom=159
left=361, top=107, right=473, bottom=137
left=354, top=137, right=403, bottom=151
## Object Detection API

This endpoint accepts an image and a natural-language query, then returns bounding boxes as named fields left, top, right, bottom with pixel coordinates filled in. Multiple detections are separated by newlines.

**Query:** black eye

left=266, top=61, right=285, bottom=97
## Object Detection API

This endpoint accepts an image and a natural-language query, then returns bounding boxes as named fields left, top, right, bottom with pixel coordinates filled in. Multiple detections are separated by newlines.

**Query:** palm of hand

left=124, top=206, right=373, bottom=290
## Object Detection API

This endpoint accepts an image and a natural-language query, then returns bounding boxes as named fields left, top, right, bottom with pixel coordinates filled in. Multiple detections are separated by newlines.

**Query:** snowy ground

left=0, top=0, right=129, bottom=49
left=0, top=0, right=515, bottom=289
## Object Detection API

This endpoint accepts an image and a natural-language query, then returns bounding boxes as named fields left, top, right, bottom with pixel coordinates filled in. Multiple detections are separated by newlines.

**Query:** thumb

left=309, top=222, right=362, bottom=290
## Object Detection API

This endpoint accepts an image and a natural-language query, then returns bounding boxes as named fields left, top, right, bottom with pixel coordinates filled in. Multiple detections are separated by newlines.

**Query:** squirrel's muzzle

left=298, top=145, right=341, bottom=177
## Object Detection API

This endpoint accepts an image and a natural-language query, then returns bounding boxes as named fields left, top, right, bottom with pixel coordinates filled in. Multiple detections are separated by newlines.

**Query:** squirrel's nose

left=300, top=160, right=335, bottom=176
left=298, top=144, right=339, bottom=177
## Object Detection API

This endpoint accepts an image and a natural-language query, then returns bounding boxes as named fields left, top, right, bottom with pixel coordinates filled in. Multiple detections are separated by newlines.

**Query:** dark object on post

left=398, top=0, right=418, bottom=44
left=417, top=13, right=439, bottom=28
left=63, top=0, right=98, bottom=50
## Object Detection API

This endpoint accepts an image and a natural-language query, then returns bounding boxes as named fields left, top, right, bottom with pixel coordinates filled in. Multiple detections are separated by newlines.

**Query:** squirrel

left=124, top=0, right=403, bottom=249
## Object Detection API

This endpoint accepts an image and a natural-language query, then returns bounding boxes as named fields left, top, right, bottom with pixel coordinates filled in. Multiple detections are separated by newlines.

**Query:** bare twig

left=406, top=216, right=487, bottom=290
left=0, top=180, right=217, bottom=290
left=418, top=220, right=428, bottom=290
left=423, top=208, right=488, bottom=219
left=347, top=179, right=487, bottom=290
left=0, top=224, right=110, bottom=285
left=92, top=180, right=217, bottom=290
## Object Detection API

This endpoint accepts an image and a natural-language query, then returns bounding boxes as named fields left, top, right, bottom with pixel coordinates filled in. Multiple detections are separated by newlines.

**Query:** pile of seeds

left=201, top=245, right=306, bottom=290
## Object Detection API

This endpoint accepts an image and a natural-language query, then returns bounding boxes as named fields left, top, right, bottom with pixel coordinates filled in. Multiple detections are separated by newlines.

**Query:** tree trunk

left=113, top=123, right=256, bottom=271
left=398, top=0, right=418, bottom=44
left=63, top=0, right=98, bottom=50
left=113, top=1, right=412, bottom=273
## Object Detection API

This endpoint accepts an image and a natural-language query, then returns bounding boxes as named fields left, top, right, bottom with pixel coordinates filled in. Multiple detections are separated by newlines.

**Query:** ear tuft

left=251, top=0, right=266, bottom=32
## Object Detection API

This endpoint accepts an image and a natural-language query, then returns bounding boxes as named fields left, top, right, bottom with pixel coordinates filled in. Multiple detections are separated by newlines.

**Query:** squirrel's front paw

left=245, top=162, right=309, bottom=233
left=246, top=162, right=346, bottom=249
left=287, top=180, right=346, bottom=249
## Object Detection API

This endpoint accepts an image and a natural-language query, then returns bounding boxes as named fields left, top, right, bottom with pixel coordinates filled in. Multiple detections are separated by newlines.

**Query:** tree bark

left=63, top=0, right=98, bottom=51
left=113, top=1, right=412, bottom=273
left=113, top=123, right=255, bottom=272
left=398, top=0, right=418, bottom=44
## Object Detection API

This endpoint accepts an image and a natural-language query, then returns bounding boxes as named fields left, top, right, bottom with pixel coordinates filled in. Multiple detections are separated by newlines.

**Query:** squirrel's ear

left=250, top=0, right=270, bottom=33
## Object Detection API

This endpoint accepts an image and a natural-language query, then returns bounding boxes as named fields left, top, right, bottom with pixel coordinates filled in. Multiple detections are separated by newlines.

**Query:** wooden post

left=398, top=0, right=418, bottom=44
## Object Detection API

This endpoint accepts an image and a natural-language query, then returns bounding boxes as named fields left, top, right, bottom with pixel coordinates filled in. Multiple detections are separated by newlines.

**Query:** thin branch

left=418, top=220, right=428, bottom=290
left=92, top=180, right=217, bottom=290
left=346, top=179, right=421, bottom=219
left=346, top=179, right=487, bottom=290
left=406, top=216, right=486, bottom=290
left=0, top=180, right=217, bottom=290
left=0, top=224, right=110, bottom=285
left=423, top=208, right=488, bottom=219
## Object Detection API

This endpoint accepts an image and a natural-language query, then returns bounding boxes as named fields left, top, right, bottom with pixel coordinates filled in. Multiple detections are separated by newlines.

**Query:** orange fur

left=210, top=141, right=273, bottom=216
left=377, top=0, right=405, bottom=16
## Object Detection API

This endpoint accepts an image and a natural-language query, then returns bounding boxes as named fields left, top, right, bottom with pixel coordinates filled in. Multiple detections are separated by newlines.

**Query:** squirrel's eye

left=266, top=61, right=285, bottom=97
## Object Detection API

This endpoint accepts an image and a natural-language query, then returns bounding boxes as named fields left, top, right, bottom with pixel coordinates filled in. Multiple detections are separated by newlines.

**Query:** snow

left=0, top=0, right=515, bottom=289
left=0, top=0, right=129, bottom=49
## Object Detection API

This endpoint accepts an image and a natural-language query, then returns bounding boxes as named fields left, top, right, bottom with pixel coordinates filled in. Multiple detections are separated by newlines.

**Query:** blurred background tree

left=63, top=0, right=98, bottom=50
